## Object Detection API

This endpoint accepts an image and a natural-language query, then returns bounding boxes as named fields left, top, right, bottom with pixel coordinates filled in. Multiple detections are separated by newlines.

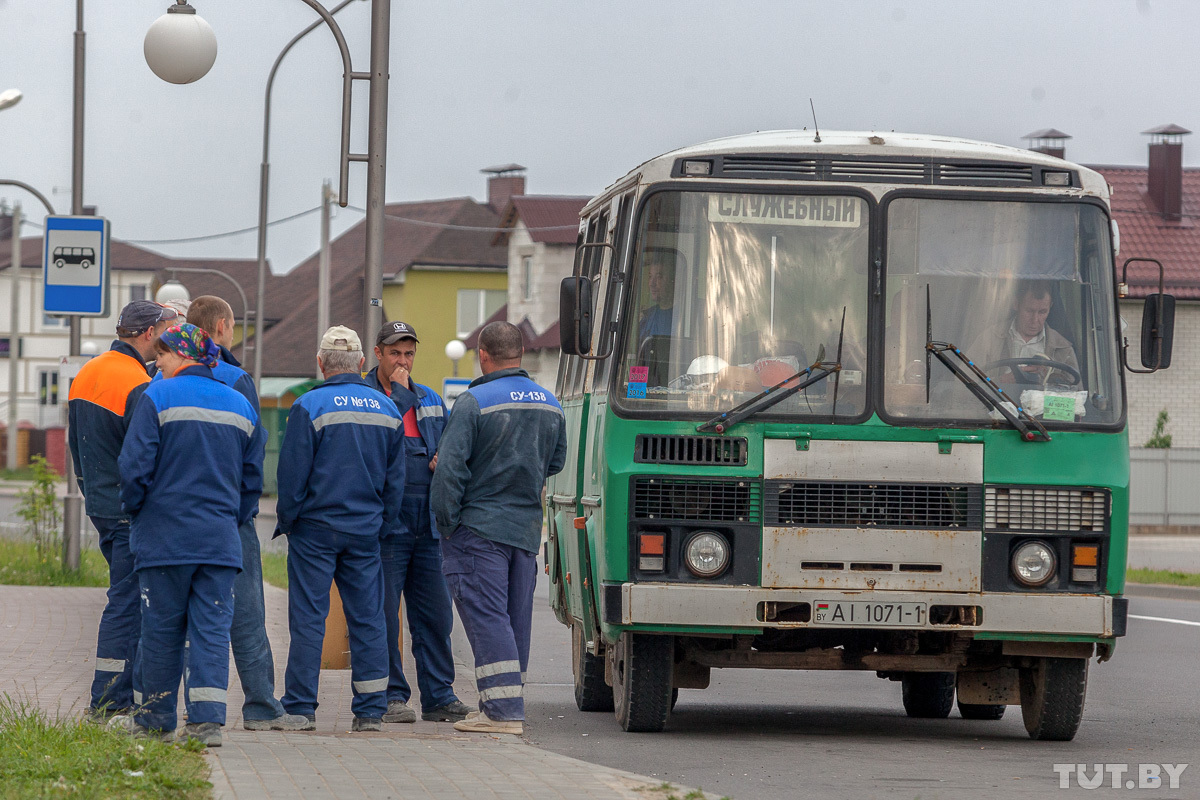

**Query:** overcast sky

left=1, top=0, right=1196, bottom=275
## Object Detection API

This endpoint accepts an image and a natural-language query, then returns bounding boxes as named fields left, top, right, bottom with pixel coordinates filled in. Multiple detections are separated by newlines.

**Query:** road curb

left=1125, top=582, right=1200, bottom=602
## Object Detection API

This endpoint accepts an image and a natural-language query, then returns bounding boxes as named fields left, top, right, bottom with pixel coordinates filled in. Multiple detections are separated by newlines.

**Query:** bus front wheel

left=611, top=632, right=674, bottom=732
left=1019, top=657, right=1088, bottom=741
left=901, top=672, right=955, bottom=718
left=572, top=623, right=613, bottom=712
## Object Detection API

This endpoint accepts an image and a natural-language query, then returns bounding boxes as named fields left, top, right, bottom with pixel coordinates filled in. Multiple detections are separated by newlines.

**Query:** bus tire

left=901, top=672, right=955, bottom=718
left=572, top=623, right=613, bottom=712
left=1020, top=657, right=1088, bottom=741
left=957, top=699, right=1006, bottom=720
left=612, top=632, right=673, bottom=732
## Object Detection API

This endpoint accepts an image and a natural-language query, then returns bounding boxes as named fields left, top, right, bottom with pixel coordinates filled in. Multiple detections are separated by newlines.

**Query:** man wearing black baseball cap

left=68, top=300, right=178, bottom=721
left=365, top=321, right=470, bottom=724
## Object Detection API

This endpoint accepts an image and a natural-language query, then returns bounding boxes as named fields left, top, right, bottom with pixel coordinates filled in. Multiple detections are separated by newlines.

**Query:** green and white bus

left=548, top=131, right=1174, bottom=740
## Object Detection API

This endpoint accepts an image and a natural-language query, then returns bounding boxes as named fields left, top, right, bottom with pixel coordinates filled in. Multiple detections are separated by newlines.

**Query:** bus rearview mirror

left=560, top=277, right=593, bottom=356
left=1140, top=293, right=1175, bottom=370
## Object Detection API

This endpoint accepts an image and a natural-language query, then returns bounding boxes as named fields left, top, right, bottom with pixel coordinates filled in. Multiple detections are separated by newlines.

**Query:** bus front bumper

left=605, top=583, right=1126, bottom=638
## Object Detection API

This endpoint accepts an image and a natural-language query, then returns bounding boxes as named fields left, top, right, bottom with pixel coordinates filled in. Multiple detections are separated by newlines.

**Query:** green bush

left=17, top=456, right=63, bottom=563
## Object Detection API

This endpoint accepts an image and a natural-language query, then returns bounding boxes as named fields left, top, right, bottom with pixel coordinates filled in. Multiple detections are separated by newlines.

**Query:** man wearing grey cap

left=68, top=300, right=178, bottom=720
left=366, top=321, right=469, bottom=724
left=277, top=326, right=405, bottom=731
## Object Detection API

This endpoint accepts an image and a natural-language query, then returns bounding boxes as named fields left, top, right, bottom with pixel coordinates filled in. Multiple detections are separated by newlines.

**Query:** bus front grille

left=634, top=434, right=748, bottom=466
left=984, top=486, right=1110, bottom=532
left=765, top=481, right=982, bottom=529
left=631, top=477, right=760, bottom=522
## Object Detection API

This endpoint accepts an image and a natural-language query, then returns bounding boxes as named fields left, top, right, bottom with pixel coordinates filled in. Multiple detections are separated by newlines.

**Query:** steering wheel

left=983, top=357, right=1081, bottom=386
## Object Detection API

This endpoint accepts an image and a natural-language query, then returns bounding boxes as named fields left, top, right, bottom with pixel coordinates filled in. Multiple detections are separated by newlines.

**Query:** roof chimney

left=1023, top=128, right=1071, bottom=160
left=482, top=164, right=526, bottom=212
left=1144, top=124, right=1191, bottom=221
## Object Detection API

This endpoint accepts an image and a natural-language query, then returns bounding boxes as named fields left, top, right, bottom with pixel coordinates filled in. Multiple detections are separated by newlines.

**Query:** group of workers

left=68, top=295, right=566, bottom=747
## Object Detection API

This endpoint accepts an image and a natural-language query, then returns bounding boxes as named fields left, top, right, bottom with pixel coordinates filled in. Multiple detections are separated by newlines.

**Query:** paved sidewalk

left=0, top=583, right=708, bottom=800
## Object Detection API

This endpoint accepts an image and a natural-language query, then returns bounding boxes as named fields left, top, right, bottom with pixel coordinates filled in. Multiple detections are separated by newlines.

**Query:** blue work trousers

left=282, top=525, right=388, bottom=719
left=227, top=519, right=286, bottom=721
left=440, top=526, right=536, bottom=722
left=380, top=492, right=458, bottom=711
left=134, top=564, right=236, bottom=732
left=89, top=517, right=140, bottom=712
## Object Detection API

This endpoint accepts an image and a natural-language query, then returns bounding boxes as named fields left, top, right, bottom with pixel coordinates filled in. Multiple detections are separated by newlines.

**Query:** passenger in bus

left=967, top=280, right=1079, bottom=385
left=637, top=254, right=676, bottom=343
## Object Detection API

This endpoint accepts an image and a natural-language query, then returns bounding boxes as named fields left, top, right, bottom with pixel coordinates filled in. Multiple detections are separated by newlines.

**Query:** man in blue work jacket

left=431, top=321, right=568, bottom=735
left=277, top=326, right=405, bottom=732
left=366, top=321, right=470, bottom=724
left=186, top=296, right=310, bottom=731
left=67, top=300, right=178, bottom=720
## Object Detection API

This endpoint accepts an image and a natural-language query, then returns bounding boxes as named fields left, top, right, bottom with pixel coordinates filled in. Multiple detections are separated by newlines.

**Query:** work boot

left=382, top=701, right=416, bottom=723
left=453, top=711, right=523, bottom=735
left=244, top=713, right=315, bottom=731
left=110, top=716, right=173, bottom=742
left=351, top=716, right=382, bottom=732
left=179, top=722, right=222, bottom=747
left=85, top=705, right=129, bottom=724
left=422, top=700, right=472, bottom=722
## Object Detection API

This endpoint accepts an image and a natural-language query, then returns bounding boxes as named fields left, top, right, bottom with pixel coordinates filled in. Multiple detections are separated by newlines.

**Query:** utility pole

left=7, top=202, right=20, bottom=472
left=362, top=0, right=390, bottom=365
left=62, top=0, right=86, bottom=571
left=317, top=180, right=332, bottom=378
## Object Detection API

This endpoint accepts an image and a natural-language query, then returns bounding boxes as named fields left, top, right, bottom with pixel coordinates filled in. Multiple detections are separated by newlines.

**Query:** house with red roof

left=1078, top=125, right=1200, bottom=446
left=487, top=193, right=589, bottom=388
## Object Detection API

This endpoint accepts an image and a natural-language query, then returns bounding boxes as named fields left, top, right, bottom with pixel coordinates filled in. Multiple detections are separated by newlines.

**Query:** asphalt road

left=522, top=577, right=1199, bottom=800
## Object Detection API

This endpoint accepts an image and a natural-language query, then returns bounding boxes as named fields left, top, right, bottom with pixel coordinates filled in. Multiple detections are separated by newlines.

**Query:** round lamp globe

left=144, top=9, right=218, bottom=85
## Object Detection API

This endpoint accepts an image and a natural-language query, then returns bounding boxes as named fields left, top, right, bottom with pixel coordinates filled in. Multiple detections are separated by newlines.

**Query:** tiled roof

left=462, top=303, right=508, bottom=350
left=259, top=197, right=507, bottom=377
left=492, top=196, right=588, bottom=246
left=1091, top=166, right=1200, bottom=299
left=461, top=307, right=560, bottom=353
left=0, top=235, right=244, bottom=274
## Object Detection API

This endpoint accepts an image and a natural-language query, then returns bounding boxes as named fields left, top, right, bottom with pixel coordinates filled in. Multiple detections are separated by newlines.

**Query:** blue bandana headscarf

left=159, top=323, right=219, bottom=368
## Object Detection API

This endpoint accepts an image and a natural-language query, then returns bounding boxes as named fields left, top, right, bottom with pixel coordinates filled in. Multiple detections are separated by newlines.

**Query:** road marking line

left=1130, top=614, right=1200, bottom=628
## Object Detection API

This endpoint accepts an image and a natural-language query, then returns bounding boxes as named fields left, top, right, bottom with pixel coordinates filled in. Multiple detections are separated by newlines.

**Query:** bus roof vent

left=719, top=155, right=820, bottom=178
left=635, top=434, right=748, bottom=466
left=828, top=159, right=928, bottom=182
left=936, top=162, right=1034, bottom=185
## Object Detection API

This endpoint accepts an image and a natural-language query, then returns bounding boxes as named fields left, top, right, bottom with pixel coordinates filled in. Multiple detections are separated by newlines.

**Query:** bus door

left=550, top=209, right=609, bottom=628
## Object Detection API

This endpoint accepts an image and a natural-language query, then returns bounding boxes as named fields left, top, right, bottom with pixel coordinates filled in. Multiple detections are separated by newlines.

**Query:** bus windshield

left=883, top=197, right=1123, bottom=427
left=614, top=190, right=870, bottom=419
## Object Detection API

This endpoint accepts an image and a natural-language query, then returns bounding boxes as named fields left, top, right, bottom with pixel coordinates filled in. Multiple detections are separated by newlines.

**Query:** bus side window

left=570, top=210, right=607, bottom=395
left=592, top=193, right=633, bottom=393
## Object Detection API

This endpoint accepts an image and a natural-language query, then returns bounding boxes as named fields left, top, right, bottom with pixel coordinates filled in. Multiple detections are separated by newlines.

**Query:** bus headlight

left=684, top=531, right=730, bottom=578
left=1011, top=540, right=1057, bottom=587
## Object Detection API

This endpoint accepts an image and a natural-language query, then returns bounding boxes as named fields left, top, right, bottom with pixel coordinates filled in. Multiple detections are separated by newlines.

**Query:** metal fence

left=1129, top=447, right=1200, bottom=526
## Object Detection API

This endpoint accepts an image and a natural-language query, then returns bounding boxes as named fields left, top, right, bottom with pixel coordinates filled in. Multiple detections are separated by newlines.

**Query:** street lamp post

left=62, top=0, right=86, bottom=572
left=155, top=267, right=252, bottom=361
left=253, top=0, right=361, bottom=391
left=145, top=0, right=387, bottom=388
left=0, top=186, right=56, bottom=481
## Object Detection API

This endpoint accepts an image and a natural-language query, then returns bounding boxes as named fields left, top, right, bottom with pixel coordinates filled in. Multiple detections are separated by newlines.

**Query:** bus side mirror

left=559, top=277, right=593, bottom=356
left=1140, top=293, right=1175, bottom=369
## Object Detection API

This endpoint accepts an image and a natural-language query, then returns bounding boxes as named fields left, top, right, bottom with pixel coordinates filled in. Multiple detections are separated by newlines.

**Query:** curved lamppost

left=143, top=0, right=389, bottom=391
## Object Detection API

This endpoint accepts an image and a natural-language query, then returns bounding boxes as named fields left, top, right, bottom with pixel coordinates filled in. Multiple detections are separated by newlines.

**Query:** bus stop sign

left=43, top=215, right=110, bottom=317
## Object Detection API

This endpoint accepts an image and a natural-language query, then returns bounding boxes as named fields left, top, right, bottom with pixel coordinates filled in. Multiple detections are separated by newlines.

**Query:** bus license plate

left=813, top=601, right=926, bottom=626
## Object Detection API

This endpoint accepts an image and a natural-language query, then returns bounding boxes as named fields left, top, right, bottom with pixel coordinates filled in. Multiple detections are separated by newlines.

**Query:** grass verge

left=0, top=538, right=107, bottom=587
left=261, top=550, right=288, bottom=589
left=1127, top=567, right=1200, bottom=588
left=0, top=697, right=211, bottom=799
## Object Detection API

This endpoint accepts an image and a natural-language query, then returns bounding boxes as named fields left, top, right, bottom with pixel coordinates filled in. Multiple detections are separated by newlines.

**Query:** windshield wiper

left=698, top=310, right=846, bottom=434
left=924, top=286, right=1050, bottom=443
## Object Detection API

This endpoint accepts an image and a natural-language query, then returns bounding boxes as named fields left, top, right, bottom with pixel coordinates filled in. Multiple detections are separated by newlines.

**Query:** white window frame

left=457, top=288, right=506, bottom=338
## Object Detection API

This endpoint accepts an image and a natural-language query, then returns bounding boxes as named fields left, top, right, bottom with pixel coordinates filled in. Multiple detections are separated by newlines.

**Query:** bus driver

left=968, top=280, right=1079, bottom=385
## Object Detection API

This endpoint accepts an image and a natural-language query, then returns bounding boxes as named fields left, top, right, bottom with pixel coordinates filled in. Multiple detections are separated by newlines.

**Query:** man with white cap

left=276, top=326, right=406, bottom=731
